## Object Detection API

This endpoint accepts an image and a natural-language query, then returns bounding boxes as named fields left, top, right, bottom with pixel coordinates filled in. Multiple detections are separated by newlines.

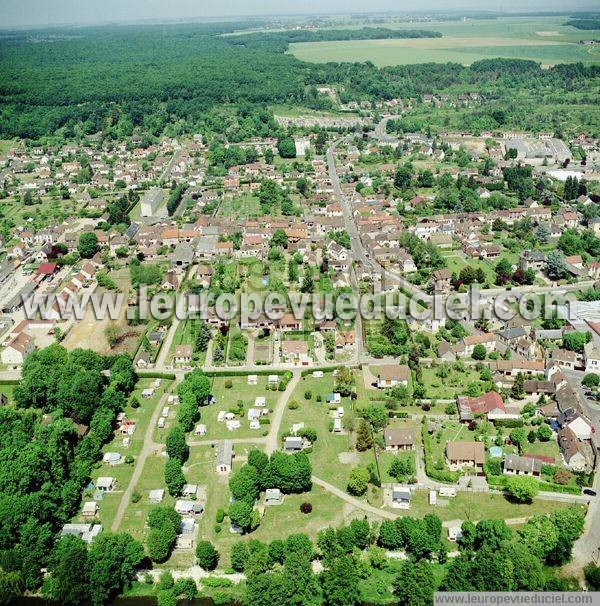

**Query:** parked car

left=583, top=489, right=597, bottom=497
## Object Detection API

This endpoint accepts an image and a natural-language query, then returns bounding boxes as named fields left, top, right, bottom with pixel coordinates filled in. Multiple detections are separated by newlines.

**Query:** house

left=82, top=501, right=98, bottom=518
left=284, top=436, right=304, bottom=452
left=174, top=345, right=192, bottom=365
left=265, top=488, right=283, bottom=505
left=503, top=454, right=542, bottom=477
left=95, top=477, right=116, bottom=492
left=175, top=500, right=204, bottom=515
left=557, top=427, right=588, bottom=472
left=216, top=440, right=233, bottom=474
left=550, top=348, right=577, bottom=371
left=281, top=340, right=310, bottom=365
left=456, top=333, right=496, bottom=357
left=566, top=414, right=593, bottom=442
left=61, top=523, right=103, bottom=544
left=446, top=441, right=485, bottom=475
left=430, top=269, right=452, bottom=294
left=391, top=486, right=411, bottom=509
left=1, top=332, right=34, bottom=365
left=457, top=391, right=505, bottom=422
left=584, top=342, right=600, bottom=374
left=383, top=428, right=415, bottom=451
left=149, top=489, right=165, bottom=504
left=376, top=364, right=410, bottom=389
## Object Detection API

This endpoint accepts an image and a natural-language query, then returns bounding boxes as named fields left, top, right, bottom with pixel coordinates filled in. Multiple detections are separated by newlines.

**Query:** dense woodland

left=0, top=22, right=598, bottom=141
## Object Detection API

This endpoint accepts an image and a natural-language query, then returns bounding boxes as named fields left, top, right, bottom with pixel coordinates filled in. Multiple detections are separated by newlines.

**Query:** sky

left=0, top=0, right=597, bottom=28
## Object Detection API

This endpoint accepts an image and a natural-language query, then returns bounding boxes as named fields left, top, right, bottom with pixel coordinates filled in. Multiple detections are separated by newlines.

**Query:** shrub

left=422, top=402, right=430, bottom=411
left=304, top=390, right=312, bottom=400
left=214, top=524, right=222, bottom=534
left=288, top=400, right=299, bottom=410
left=125, top=455, right=134, bottom=464
left=224, top=379, right=233, bottom=389
left=196, top=541, right=219, bottom=570
left=554, top=469, right=573, bottom=485
left=131, top=490, right=142, bottom=503
left=216, top=508, right=225, bottom=523
left=300, top=502, right=313, bottom=514
left=316, top=395, right=322, bottom=402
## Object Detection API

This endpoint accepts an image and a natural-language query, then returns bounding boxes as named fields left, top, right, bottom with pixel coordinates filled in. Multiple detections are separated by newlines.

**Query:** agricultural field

left=289, top=16, right=600, bottom=66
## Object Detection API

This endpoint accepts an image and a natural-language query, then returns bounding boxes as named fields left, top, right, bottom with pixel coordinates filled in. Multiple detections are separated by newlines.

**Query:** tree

left=347, top=467, right=369, bottom=496
left=262, top=451, right=312, bottom=494
left=195, top=321, right=211, bottom=353
left=362, top=404, right=388, bottom=431
left=147, top=526, right=177, bottom=563
left=510, top=372, right=525, bottom=400
left=547, top=506, right=585, bottom=565
left=87, top=533, right=144, bottom=606
left=392, top=560, right=435, bottom=606
left=44, top=535, right=89, bottom=605
left=264, top=148, right=274, bottom=164
left=164, top=458, right=186, bottom=496
left=270, top=229, right=289, bottom=249
left=537, top=423, right=552, bottom=441
left=229, top=464, right=261, bottom=504
left=472, top=343, right=487, bottom=360
left=388, top=455, right=415, bottom=480
left=583, top=373, right=600, bottom=388
left=248, top=449, right=269, bottom=475
left=505, top=475, right=538, bottom=503
left=320, top=554, right=360, bottom=606
left=300, top=269, right=314, bottom=294
left=394, top=165, right=412, bottom=190
left=518, top=515, right=558, bottom=560
left=474, top=519, right=512, bottom=551
left=228, top=500, right=254, bottom=531
left=230, top=542, right=250, bottom=572
left=355, top=419, right=373, bottom=452
left=165, top=426, right=188, bottom=462
left=546, top=250, right=568, bottom=280
left=334, top=367, right=355, bottom=397
left=563, top=331, right=591, bottom=353
left=277, top=137, right=296, bottom=158
left=195, top=541, right=219, bottom=570
left=585, top=563, right=600, bottom=590
left=78, top=232, right=99, bottom=258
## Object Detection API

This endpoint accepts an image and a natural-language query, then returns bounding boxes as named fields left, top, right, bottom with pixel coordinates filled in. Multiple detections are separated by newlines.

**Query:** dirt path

left=265, top=370, right=301, bottom=455
left=111, top=377, right=181, bottom=531
left=312, top=475, right=397, bottom=520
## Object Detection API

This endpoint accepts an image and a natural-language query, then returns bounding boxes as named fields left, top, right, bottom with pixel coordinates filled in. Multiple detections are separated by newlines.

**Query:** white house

left=1, top=332, right=34, bottom=365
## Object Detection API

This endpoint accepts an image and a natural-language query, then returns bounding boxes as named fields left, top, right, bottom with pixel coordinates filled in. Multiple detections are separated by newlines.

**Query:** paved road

left=111, top=377, right=182, bottom=531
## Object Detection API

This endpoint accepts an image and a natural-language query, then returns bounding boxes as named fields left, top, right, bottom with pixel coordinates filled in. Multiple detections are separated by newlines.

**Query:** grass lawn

left=76, top=379, right=173, bottom=528
left=421, top=366, right=482, bottom=399
left=189, top=441, right=357, bottom=567
left=195, top=374, right=282, bottom=441
left=427, top=421, right=470, bottom=467
left=217, top=193, right=261, bottom=219
left=405, top=489, right=581, bottom=522
left=166, top=318, right=206, bottom=366
left=0, top=384, right=15, bottom=404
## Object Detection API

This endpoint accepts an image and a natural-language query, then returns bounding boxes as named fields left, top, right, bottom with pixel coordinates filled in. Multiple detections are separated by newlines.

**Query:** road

left=265, top=370, right=301, bottom=454
left=326, top=144, right=431, bottom=305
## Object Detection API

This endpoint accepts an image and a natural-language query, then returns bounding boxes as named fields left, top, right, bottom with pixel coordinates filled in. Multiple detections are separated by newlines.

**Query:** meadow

left=289, top=16, right=600, bottom=66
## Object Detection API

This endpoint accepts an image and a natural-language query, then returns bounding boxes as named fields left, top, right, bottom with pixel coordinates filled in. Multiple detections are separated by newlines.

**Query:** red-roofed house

left=457, top=391, right=505, bottom=422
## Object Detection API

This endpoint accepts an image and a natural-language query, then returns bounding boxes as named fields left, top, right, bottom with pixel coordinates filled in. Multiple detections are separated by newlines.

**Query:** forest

left=0, top=21, right=598, bottom=141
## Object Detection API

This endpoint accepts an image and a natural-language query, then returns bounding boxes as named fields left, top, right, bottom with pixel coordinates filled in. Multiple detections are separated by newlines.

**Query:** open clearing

left=289, top=16, right=600, bottom=66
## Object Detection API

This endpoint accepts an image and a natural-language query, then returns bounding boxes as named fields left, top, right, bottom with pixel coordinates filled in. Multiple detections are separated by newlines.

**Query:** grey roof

left=170, top=242, right=195, bottom=264
left=216, top=440, right=233, bottom=468
left=504, top=454, right=542, bottom=474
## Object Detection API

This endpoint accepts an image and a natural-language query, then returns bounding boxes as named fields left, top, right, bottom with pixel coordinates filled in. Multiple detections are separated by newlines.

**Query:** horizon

left=0, top=0, right=598, bottom=30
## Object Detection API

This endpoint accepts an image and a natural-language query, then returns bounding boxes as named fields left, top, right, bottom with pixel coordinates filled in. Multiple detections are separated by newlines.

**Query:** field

left=289, top=16, right=600, bottom=66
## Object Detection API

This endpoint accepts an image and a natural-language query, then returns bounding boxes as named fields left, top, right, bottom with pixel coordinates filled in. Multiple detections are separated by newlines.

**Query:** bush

left=300, top=502, right=313, bottom=514
left=214, top=524, right=222, bottom=534
left=304, top=390, right=312, bottom=400
left=422, top=402, right=430, bottom=411
left=288, top=400, right=299, bottom=410
left=215, top=508, right=225, bottom=523
left=125, top=455, right=134, bottom=464
left=131, top=490, right=142, bottom=503
left=316, top=395, right=322, bottom=402
left=224, top=379, right=233, bottom=389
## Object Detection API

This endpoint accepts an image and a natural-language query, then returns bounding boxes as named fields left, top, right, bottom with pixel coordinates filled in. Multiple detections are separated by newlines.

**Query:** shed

left=265, top=488, right=283, bottom=505
left=95, top=477, right=116, bottom=492
left=82, top=501, right=98, bottom=518
left=284, top=436, right=304, bottom=452
left=216, top=440, right=234, bottom=474
left=149, top=489, right=165, bottom=504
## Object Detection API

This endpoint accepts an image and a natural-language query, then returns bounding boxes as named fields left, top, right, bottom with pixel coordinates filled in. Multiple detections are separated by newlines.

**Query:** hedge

left=300, top=366, right=344, bottom=377
left=493, top=418, right=524, bottom=428
left=204, top=369, right=282, bottom=378
left=0, top=379, right=19, bottom=385
left=135, top=371, right=176, bottom=380
left=486, top=475, right=582, bottom=495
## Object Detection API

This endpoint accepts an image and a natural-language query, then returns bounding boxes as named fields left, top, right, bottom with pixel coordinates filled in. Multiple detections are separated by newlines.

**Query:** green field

left=289, top=16, right=600, bottom=66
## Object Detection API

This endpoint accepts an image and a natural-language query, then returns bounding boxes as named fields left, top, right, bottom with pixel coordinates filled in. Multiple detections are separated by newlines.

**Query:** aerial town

left=0, top=8, right=599, bottom=606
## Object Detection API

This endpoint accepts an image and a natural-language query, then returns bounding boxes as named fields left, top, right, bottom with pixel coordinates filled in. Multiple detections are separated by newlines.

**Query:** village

left=1, top=95, right=600, bottom=588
